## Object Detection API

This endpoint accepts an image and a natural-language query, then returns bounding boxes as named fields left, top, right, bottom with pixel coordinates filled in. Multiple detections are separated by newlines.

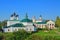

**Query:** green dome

left=21, top=18, right=32, bottom=22
left=21, top=13, right=32, bottom=22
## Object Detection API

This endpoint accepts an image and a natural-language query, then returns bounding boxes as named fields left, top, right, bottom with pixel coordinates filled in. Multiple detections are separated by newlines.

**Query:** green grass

left=26, top=29, right=60, bottom=40
left=36, top=31, right=54, bottom=35
left=35, top=29, right=60, bottom=36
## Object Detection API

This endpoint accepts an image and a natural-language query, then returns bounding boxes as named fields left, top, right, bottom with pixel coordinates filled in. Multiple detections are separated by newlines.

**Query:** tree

left=55, top=16, right=60, bottom=27
left=0, top=21, right=2, bottom=29
left=13, top=29, right=31, bottom=40
left=0, top=20, right=7, bottom=29
left=4, top=32, right=14, bottom=40
left=2, top=20, right=7, bottom=27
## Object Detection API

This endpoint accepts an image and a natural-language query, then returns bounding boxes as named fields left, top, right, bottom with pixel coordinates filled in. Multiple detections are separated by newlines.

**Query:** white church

left=3, top=13, right=36, bottom=32
left=3, top=12, right=55, bottom=32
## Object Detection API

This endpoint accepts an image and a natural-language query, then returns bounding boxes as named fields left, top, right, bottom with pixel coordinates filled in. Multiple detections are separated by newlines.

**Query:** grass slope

left=26, top=29, right=60, bottom=40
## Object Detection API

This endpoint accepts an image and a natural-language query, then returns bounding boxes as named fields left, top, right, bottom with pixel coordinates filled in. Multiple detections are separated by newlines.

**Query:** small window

left=52, top=24, right=54, bottom=26
left=50, top=24, right=51, bottom=25
left=30, top=28, right=32, bottom=31
left=8, top=29, right=10, bottom=31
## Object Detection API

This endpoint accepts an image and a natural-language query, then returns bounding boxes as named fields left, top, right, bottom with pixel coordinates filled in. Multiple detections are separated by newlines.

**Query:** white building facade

left=32, top=15, right=55, bottom=29
left=3, top=13, right=36, bottom=32
left=3, top=13, right=55, bottom=32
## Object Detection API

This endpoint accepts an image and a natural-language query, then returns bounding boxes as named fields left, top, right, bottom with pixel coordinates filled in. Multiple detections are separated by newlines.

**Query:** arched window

left=50, top=24, right=51, bottom=26
left=52, top=24, right=54, bottom=26
left=50, top=24, right=51, bottom=27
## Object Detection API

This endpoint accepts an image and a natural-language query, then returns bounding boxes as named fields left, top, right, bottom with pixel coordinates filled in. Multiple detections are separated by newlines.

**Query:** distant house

left=32, top=15, right=55, bottom=29
left=46, top=20, right=55, bottom=29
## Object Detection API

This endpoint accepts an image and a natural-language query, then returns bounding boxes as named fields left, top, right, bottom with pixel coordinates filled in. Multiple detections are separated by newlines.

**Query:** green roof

left=36, top=22, right=46, bottom=24
left=10, top=23, right=25, bottom=27
left=4, top=23, right=25, bottom=28
left=3, top=26, right=9, bottom=28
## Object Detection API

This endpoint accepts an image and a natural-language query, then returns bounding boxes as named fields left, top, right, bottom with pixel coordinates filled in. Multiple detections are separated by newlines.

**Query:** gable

left=47, top=20, right=55, bottom=24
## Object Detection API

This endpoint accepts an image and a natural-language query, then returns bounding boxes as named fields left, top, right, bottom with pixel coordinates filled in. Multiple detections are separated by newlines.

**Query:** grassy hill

left=26, top=28, right=60, bottom=40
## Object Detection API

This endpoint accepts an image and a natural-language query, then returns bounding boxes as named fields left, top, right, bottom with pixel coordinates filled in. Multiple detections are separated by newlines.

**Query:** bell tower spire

left=25, top=13, right=28, bottom=19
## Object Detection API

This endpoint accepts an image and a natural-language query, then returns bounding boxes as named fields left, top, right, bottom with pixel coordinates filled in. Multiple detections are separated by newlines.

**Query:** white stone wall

left=3, top=26, right=35, bottom=32
left=12, top=27, right=26, bottom=31
left=3, top=27, right=13, bottom=32
left=10, top=17, right=14, bottom=20
left=10, top=16, right=18, bottom=20
left=35, top=24, right=46, bottom=28
left=7, top=21, right=20, bottom=26
left=25, top=25, right=35, bottom=31
left=3, top=27, right=26, bottom=32
left=36, top=20, right=42, bottom=22
left=22, top=22, right=33, bottom=26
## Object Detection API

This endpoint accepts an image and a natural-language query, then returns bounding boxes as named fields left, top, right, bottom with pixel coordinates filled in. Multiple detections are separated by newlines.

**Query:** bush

left=13, top=30, right=31, bottom=40
left=26, top=34, right=43, bottom=40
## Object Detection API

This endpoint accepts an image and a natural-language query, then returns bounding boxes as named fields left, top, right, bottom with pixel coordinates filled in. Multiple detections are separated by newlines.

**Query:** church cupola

left=10, top=12, right=19, bottom=20
left=16, top=15, right=19, bottom=17
left=32, top=16, right=36, bottom=23
left=39, top=15, right=42, bottom=22
left=11, top=14, right=13, bottom=17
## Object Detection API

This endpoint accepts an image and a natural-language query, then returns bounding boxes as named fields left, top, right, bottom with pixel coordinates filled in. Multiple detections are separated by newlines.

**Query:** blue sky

left=0, top=0, right=60, bottom=21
